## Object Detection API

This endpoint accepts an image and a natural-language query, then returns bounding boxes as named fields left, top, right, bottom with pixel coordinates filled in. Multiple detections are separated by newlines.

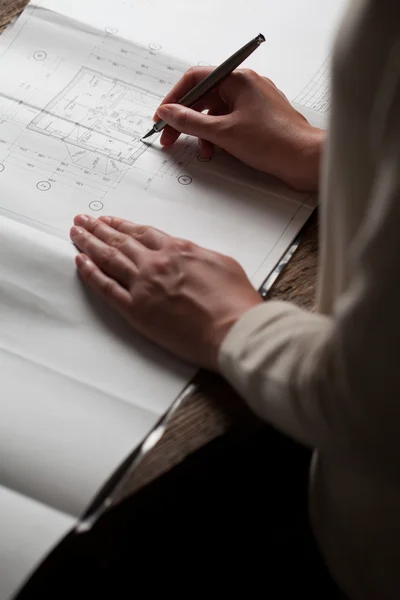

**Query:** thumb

left=157, top=104, right=221, bottom=143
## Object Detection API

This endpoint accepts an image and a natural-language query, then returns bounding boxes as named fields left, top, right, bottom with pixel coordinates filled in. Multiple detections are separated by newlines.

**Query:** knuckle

left=99, top=245, right=119, bottom=269
left=225, top=254, right=243, bottom=275
left=103, top=277, right=119, bottom=299
left=243, top=68, right=258, bottom=79
left=262, top=76, right=281, bottom=94
left=115, top=219, right=129, bottom=233
left=140, top=251, right=172, bottom=279
left=152, top=255, right=171, bottom=274
left=224, top=254, right=237, bottom=268
left=184, top=66, right=198, bottom=82
left=108, top=232, right=129, bottom=249
left=89, top=219, right=102, bottom=235
left=130, top=281, right=156, bottom=313
left=217, top=251, right=237, bottom=269
left=262, top=76, right=274, bottom=86
left=131, top=224, right=150, bottom=240
left=237, top=68, right=259, bottom=83
left=171, top=238, right=193, bottom=254
left=83, top=261, right=96, bottom=284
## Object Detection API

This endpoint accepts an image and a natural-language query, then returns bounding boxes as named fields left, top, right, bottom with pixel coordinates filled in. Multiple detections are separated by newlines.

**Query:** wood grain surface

left=0, top=0, right=319, bottom=499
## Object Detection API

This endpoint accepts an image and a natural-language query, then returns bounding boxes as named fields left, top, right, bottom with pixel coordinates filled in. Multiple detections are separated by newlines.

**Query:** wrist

left=209, top=295, right=262, bottom=372
left=286, top=126, right=325, bottom=193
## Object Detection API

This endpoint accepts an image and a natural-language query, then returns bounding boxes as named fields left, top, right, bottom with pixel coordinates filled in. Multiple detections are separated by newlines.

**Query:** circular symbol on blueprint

left=36, top=181, right=51, bottom=191
left=105, top=26, right=118, bottom=34
left=148, top=42, right=162, bottom=51
left=89, top=201, right=104, bottom=212
left=197, top=155, right=211, bottom=162
left=0, top=163, right=5, bottom=173
left=178, top=175, right=192, bottom=186
left=33, top=50, right=47, bottom=61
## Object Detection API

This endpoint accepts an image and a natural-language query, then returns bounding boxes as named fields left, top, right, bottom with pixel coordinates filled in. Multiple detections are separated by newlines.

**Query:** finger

left=199, top=139, right=214, bottom=158
left=262, top=76, right=289, bottom=101
left=157, top=96, right=226, bottom=148
left=74, top=214, right=147, bottom=262
left=154, top=91, right=222, bottom=123
left=75, top=253, right=132, bottom=313
left=196, top=106, right=226, bottom=157
left=262, top=76, right=278, bottom=89
left=159, top=124, right=181, bottom=147
left=70, top=225, right=136, bottom=289
left=98, top=216, right=170, bottom=250
left=156, top=104, right=225, bottom=145
left=152, top=66, right=215, bottom=120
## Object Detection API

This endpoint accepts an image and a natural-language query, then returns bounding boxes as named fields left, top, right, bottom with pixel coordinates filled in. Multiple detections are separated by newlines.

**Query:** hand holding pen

left=142, top=34, right=265, bottom=139
left=144, top=35, right=323, bottom=192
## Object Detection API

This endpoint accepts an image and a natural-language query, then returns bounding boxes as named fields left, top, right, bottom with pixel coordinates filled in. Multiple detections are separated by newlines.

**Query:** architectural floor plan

left=28, top=68, right=160, bottom=173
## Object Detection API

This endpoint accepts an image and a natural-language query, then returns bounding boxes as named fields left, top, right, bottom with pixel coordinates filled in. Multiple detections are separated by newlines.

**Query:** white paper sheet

left=0, top=4, right=315, bottom=287
left=37, top=0, right=346, bottom=118
left=0, top=0, right=347, bottom=597
left=0, top=215, right=192, bottom=518
left=0, top=485, right=74, bottom=600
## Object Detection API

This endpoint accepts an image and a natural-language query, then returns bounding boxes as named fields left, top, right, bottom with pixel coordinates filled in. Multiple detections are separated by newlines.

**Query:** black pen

left=141, top=33, right=265, bottom=140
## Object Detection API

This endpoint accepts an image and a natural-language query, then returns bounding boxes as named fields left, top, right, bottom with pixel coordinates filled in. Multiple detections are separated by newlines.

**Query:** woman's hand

left=155, top=67, right=324, bottom=192
left=70, top=214, right=261, bottom=371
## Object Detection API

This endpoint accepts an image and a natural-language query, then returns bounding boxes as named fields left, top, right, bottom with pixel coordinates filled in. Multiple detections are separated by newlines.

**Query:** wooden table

left=0, top=0, right=319, bottom=501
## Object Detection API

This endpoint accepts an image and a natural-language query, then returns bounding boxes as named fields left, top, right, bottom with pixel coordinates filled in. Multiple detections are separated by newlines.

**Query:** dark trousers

left=18, top=427, right=342, bottom=599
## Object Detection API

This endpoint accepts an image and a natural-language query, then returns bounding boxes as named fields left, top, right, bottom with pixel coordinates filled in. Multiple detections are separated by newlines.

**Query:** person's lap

left=17, top=426, right=341, bottom=599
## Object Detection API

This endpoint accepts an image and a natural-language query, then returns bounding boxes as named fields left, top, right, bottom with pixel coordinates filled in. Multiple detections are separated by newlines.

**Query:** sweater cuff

left=218, top=300, right=295, bottom=385
left=218, top=300, right=334, bottom=446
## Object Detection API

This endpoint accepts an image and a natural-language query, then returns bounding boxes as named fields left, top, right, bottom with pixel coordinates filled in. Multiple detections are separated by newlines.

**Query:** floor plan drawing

left=28, top=68, right=162, bottom=175
left=0, top=0, right=320, bottom=227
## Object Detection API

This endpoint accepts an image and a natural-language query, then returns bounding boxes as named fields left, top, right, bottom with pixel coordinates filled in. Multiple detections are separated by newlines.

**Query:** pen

left=141, top=33, right=265, bottom=140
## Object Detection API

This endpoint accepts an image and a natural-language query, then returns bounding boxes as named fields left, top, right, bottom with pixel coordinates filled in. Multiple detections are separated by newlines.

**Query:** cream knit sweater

left=219, top=1, right=400, bottom=598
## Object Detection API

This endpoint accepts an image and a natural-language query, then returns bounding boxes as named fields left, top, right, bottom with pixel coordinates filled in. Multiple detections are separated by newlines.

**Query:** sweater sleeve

left=219, top=79, right=400, bottom=457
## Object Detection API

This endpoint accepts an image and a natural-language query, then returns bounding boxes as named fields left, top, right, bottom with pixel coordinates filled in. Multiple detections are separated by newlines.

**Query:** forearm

left=219, top=302, right=339, bottom=450
left=219, top=292, right=400, bottom=458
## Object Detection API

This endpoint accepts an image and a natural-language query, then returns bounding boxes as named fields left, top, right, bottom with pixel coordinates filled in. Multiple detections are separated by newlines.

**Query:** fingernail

left=74, top=214, right=89, bottom=226
left=99, top=216, right=111, bottom=224
left=157, top=105, right=170, bottom=119
left=76, top=253, right=89, bottom=268
left=70, top=226, right=83, bottom=239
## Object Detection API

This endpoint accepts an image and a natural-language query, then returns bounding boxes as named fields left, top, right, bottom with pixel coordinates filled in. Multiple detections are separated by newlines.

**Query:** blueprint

left=0, top=7, right=198, bottom=235
left=0, top=2, right=318, bottom=285
left=28, top=68, right=157, bottom=170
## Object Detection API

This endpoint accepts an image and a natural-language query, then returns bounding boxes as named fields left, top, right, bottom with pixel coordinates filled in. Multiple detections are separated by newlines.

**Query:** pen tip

left=257, top=33, right=266, bottom=43
left=141, top=127, right=155, bottom=141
